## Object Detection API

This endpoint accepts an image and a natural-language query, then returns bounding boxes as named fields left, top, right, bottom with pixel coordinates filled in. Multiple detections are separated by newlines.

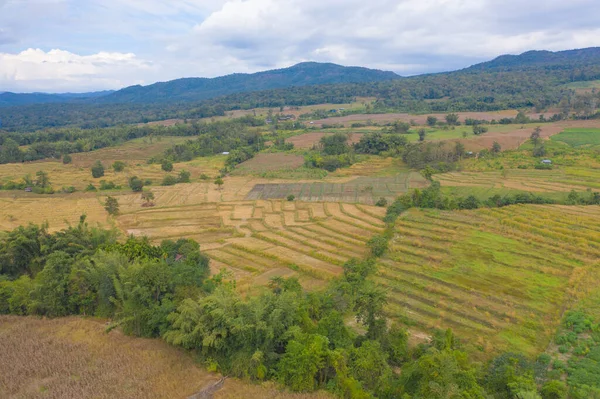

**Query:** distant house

left=222, top=152, right=230, bottom=155
left=541, top=159, right=552, bottom=164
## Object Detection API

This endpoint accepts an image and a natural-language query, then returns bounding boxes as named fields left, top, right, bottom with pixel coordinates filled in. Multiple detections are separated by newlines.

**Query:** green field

left=377, top=205, right=600, bottom=359
left=551, top=128, right=600, bottom=148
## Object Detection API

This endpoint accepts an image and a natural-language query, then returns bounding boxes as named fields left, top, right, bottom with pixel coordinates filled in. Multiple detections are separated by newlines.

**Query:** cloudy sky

left=1, top=0, right=599, bottom=93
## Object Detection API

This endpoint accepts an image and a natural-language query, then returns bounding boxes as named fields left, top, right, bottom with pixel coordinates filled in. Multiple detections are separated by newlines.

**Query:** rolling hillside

left=95, top=62, right=399, bottom=104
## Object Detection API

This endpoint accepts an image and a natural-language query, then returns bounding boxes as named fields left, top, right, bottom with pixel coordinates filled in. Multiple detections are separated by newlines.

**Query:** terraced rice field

left=245, top=172, right=427, bottom=204
left=435, top=168, right=600, bottom=195
left=119, top=200, right=386, bottom=293
left=378, top=205, right=600, bottom=358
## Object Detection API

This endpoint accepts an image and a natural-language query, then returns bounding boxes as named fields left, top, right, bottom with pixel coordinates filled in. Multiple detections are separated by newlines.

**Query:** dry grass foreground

left=0, top=316, right=330, bottom=399
left=377, top=205, right=600, bottom=360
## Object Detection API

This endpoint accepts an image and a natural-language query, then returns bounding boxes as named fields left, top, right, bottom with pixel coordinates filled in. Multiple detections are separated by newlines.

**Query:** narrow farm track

left=379, top=205, right=600, bottom=358
left=118, top=199, right=384, bottom=292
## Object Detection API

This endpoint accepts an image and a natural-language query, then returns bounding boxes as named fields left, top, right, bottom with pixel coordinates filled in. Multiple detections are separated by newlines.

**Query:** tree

left=391, top=121, right=411, bottom=134
left=35, top=170, right=50, bottom=188
left=104, top=196, right=119, bottom=215
left=540, top=380, right=567, bottom=399
left=573, top=93, right=597, bottom=118
left=530, top=127, right=542, bottom=146
left=277, top=333, right=330, bottom=392
left=445, top=113, right=459, bottom=125
left=112, top=161, right=126, bottom=172
left=367, top=235, right=388, bottom=257
left=128, top=176, right=144, bottom=192
left=533, top=144, right=546, bottom=157
left=491, top=141, right=501, bottom=154
left=473, top=125, right=488, bottom=135
left=91, top=161, right=105, bottom=178
left=355, top=282, right=387, bottom=339
left=141, top=190, right=155, bottom=205
left=320, top=133, right=349, bottom=155
left=62, top=154, right=72, bottom=164
left=0, top=138, right=23, bottom=163
left=426, top=116, right=438, bottom=126
left=454, top=142, right=465, bottom=159
left=161, top=159, right=174, bottom=172
left=177, top=170, right=191, bottom=183
left=418, top=128, right=426, bottom=142
left=161, top=175, right=178, bottom=186
left=215, top=177, right=224, bottom=190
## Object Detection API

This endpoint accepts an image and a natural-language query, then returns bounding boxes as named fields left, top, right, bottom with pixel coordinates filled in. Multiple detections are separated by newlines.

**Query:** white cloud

left=2, top=0, right=600, bottom=91
left=0, top=48, right=154, bottom=92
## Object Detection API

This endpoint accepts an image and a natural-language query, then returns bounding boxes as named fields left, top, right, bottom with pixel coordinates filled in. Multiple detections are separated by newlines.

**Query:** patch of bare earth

left=465, top=120, right=600, bottom=150
left=236, top=153, right=305, bottom=172
left=287, top=132, right=363, bottom=149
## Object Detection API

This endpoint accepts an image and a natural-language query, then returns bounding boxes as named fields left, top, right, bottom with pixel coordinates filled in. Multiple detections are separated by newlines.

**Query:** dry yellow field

left=0, top=175, right=385, bottom=292
left=1, top=137, right=225, bottom=191
left=0, top=316, right=331, bottom=399
left=118, top=197, right=386, bottom=292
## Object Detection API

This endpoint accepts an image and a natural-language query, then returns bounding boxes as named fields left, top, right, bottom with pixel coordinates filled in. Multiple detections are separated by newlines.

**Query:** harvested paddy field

left=233, top=153, right=305, bottom=174
left=435, top=167, right=600, bottom=196
left=118, top=199, right=385, bottom=293
left=309, top=110, right=538, bottom=127
left=0, top=152, right=224, bottom=192
left=377, top=205, right=600, bottom=359
left=286, top=132, right=363, bottom=149
left=245, top=172, right=427, bottom=204
left=0, top=316, right=329, bottom=399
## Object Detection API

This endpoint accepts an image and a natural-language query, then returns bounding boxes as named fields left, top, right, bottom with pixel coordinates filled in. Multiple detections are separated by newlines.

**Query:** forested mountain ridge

left=92, top=62, right=400, bottom=104
left=2, top=48, right=600, bottom=131
left=0, top=90, right=114, bottom=107
left=466, top=47, right=600, bottom=71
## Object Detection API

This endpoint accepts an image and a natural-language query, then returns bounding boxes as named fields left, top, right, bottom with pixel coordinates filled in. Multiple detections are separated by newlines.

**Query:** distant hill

left=2, top=48, right=600, bottom=130
left=466, top=47, right=600, bottom=71
left=0, top=90, right=113, bottom=107
left=94, top=62, right=400, bottom=104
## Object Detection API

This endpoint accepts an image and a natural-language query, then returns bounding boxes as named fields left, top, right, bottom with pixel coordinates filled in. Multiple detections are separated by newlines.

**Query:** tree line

left=0, top=116, right=264, bottom=165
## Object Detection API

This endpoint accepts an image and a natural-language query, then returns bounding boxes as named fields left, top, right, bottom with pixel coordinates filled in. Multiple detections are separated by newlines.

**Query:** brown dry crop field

left=244, top=172, right=427, bottom=204
left=286, top=132, right=364, bottom=149
left=309, top=110, right=545, bottom=127
left=70, top=136, right=191, bottom=167
left=0, top=150, right=224, bottom=192
left=233, top=153, right=305, bottom=173
left=0, top=316, right=329, bottom=399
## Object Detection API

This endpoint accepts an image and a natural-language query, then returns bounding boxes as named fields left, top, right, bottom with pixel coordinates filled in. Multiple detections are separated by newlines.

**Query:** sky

left=1, top=0, right=600, bottom=93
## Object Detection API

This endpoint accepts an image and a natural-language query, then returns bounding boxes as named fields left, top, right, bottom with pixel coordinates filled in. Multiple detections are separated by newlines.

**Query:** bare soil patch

left=464, top=120, right=600, bottom=150
left=287, top=132, right=363, bottom=149
left=309, top=111, right=523, bottom=127
left=235, top=153, right=304, bottom=172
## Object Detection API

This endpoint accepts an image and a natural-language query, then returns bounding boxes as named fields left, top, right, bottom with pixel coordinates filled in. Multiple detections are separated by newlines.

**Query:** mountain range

left=1, top=47, right=600, bottom=131
left=0, top=62, right=399, bottom=107
left=1, top=47, right=597, bottom=108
